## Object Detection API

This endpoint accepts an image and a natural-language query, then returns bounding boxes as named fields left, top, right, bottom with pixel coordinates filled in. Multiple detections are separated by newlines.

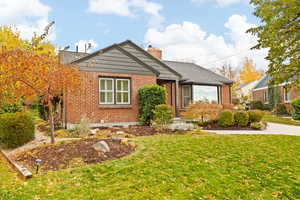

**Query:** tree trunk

left=48, top=103, right=55, bottom=144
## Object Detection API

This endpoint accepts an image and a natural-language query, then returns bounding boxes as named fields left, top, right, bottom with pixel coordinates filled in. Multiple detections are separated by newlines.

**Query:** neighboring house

left=236, top=80, right=259, bottom=100
left=253, top=76, right=300, bottom=105
left=59, top=40, right=233, bottom=127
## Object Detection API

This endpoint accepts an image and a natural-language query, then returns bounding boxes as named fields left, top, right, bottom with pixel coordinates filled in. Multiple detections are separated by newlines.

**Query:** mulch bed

left=11, top=138, right=135, bottom=172
left=202, top=122, right=254, bottom=130
left=95, top=125, right=177, bottom=136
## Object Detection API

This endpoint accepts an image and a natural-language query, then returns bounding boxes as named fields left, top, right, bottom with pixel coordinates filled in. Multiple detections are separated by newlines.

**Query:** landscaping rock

left=92, top=141, right=110, bottom=152
left=90, top=129, right=98, bottom=135
left=116, top=131, right=125, bottom=135
left=168, top=119, right=195, bottom=131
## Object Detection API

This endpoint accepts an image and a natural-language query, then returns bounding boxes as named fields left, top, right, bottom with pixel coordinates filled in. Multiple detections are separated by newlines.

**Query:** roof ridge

left=119, top=40, right=182, bottom=79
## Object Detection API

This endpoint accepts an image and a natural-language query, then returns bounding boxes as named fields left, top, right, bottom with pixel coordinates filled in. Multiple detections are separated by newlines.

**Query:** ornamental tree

left=247, top=0, right=300, bottom=87
left=0, top=24, right=81, bottom=143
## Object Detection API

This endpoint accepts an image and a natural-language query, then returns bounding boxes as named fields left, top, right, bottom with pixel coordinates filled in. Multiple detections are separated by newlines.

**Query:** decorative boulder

left=92, top=141, right=110, bottom=152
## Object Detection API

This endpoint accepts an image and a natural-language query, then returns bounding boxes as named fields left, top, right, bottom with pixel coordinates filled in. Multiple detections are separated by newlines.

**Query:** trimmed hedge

left=0, top=112, right=35, bottom=148
left=218, top=109, right=234, bottom=127
left=138, top=85, right=166, bottom=125
left=292, top=97, right=300, bottom=120
left=248, top=110, right=265, bottom=123
left=234, top=111, right=249, bottom=127
left=250, top=100, right=264, bottom=110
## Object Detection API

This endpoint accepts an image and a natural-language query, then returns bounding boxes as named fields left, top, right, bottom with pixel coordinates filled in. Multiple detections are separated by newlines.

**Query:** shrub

left=0, top=112, right=35, bottom=148
left=138, top=85, right=166, bottom=125
left=248, top=110, right=265, bottom=122
left=182, top=102, right=223, bottom=123
left=250, top=100, right=264, bottom=110
left=291, top=97, right=300, bottom=120
left=54, top=129, right=72, bottom=138
left=218, top=109, right=234, bottom=127
left=0, top=103, right=22, bottom=114
left=152, top=104, right=173, bottom=130
left=234, top=111, right=249, bottom=127
left=250, top=122, right=267, bottom=130
left=72, top=117, right=91, bottom=137
left=275, top=103, right=288, bottom=115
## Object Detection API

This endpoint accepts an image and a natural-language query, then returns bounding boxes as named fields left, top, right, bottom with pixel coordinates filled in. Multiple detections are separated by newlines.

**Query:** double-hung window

left=99, top=77, right=131, bottom=105
left=116, top=79, right=130, bottom=104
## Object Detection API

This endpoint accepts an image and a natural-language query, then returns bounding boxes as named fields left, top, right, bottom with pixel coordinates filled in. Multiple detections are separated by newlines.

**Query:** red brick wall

left=221, top=84, right=231, bottom=104
left=65, top=71, right=156, bottom=124
left=253, top=89, right=267, bottom=102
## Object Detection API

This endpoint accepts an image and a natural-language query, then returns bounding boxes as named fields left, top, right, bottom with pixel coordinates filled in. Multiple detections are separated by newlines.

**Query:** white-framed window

left=99, top=78, right=114, bottom=104
left=99, top=77, right=131, bottom=105
left=116, top=79, right=130, bottom=104
left=264, top=90, right=269, bottom=103
left=182, top=85, right=192, bottom=108
left=284, top=87, right=292, bottom=103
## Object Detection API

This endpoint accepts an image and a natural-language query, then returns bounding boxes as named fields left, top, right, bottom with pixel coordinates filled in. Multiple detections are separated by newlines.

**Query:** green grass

left=263, top=114, right=300, bottom=126
left=1, top=134, right=300, bottom=200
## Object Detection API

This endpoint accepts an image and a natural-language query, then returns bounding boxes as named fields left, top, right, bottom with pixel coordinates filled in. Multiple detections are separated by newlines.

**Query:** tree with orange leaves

left=239, top=57, right=262, bottom=84
left=0, top=24, right=81, bottom=143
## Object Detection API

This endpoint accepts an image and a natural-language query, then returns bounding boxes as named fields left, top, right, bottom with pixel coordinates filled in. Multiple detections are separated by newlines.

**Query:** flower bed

left=11, top=138, right=135, bottom=172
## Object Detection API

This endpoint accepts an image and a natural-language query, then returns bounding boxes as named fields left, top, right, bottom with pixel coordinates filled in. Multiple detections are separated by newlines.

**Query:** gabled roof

left=237, top=80, right=258, bottom=89
left=119, top=40, right=182, bottom=79
left=59, top=51, right=89, bottom=64
left=253, top=76, right=271, bottom=90
left=69, top=43, right=160, bottom=76
left=163, top=60, right=233, bottom=86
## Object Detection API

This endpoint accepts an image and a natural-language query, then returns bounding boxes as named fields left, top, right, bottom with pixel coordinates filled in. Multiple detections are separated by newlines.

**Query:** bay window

left=99, top=77, right=131, bottom=105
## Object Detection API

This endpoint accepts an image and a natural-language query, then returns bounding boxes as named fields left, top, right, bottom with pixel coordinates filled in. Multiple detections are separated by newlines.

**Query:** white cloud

left=144, top=14, right=269, bottom=70
left=191, top=0, right=248, bottom=7
left=88, top=0, right=164, bottom=28
left=0, top=0, right=54, bottom=40
left=75, top=40, right=99, bottom=53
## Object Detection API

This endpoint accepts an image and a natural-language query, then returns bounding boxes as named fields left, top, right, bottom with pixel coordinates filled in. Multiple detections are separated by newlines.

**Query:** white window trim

left=99, top=78, right=114, bottom=104
left=264, top=90, right=269, bottom=104
left=116, top=79, right=131, bottom=105
left=284, top=88, right=291, bottom=103
left=182, top=85, right=192, bottom=108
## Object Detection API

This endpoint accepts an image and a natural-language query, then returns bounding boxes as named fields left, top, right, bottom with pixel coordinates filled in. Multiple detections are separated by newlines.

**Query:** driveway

left=207, top=122, right=300, bottom=136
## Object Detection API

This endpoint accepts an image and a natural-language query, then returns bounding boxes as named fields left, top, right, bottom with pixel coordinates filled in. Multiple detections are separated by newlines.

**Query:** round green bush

left=218, top=109, right=234, bottom=127
left=234, top=111, right=249, bottom=127
left=138, top=85, right=166, bottom=125
left=0, top=112, right=35, bottom=148
left=292, top=97, right=300, bottom=120
left=248, top=110, right=265, bottom=123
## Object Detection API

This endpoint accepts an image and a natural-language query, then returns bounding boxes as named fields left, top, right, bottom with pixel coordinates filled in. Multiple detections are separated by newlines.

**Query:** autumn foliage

left=0, top=25, right=81, bottom=143
left=182, top=102, right=223, bottom=122
left=239, top=57, right=262, bottom=84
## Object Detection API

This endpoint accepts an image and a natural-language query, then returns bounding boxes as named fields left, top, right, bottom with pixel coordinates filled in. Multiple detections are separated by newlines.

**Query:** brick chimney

left=147, top=45, right=162, bottom=60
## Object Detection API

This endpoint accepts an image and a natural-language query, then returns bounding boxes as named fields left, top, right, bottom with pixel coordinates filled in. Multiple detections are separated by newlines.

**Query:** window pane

left=193, top=85, right=218, bottom=103
left=100, top=80, right=105, bottom=90
left=107, top=92, right=113, bottom=103
left=106, top=80, right=113, bottom=90
left=117, top=80, right=122, bottom=91
left=100, top=92, right=106, bottom=103
left=116, top=92, right=122, bottom=103
left=123, top=93, right=129, bottom=103
left=123, top=80, right=129, bottom=91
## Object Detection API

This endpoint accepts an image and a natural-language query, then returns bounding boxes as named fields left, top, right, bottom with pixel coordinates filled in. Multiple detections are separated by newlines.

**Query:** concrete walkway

left=207, top=122, right=300, bottom=136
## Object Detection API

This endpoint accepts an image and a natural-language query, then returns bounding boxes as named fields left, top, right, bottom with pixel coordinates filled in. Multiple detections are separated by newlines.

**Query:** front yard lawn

left=263, top=114, right=300, bottom=126
left=1, top=134, right=300, bottom=199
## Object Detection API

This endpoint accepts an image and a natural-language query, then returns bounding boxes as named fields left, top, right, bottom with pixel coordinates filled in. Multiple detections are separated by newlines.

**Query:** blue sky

left=0, top=0, right=268, bottom=70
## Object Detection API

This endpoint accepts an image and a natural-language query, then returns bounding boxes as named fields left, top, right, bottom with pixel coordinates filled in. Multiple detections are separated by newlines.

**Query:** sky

left=0, top=0, right=268, bottom=71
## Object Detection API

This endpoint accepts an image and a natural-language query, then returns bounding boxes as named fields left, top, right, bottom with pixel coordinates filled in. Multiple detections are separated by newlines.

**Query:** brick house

left=59, top=40, right=233, bottom=127
left=253, top=76, right=300, bottom=107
